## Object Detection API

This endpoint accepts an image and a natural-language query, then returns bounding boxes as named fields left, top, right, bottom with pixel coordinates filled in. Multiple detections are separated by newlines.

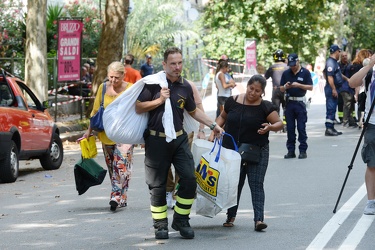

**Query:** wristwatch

left=209, top=122, right=217, bottom=130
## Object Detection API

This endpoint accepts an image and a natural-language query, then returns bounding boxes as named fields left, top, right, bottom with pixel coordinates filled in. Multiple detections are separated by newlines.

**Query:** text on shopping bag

left=195, top=156, right=220, bottom=197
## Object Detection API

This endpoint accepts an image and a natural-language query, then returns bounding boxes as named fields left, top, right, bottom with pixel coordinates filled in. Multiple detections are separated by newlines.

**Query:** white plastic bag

left=102, top=79, right=148, bottom=144
left=103, top=71, right=199, bottom=144
left=195, top=193, right=222, bottom=218
left=192, top=133, right=241, bottom=213
left=103, top=71, right=173, bottom=144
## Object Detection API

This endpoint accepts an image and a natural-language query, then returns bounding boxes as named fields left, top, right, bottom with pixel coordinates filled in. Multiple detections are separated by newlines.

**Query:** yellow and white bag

left=192, top=133, right=241, bottom=217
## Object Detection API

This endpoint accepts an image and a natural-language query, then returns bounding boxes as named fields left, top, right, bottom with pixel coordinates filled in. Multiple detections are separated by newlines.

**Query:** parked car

left=0, top=69, right=63, bottom=183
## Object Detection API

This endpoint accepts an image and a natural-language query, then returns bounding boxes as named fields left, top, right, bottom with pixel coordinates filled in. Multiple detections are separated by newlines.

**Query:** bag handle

left=223, top=132, right=238, bottom=152
left=210, top=132, right=238, bottom=163
left=100, top=82, right=106, bottom=107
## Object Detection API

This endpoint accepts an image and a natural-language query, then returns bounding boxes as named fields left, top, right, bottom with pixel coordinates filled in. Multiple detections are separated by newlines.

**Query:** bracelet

left=209, top=122, right=217, bottom=130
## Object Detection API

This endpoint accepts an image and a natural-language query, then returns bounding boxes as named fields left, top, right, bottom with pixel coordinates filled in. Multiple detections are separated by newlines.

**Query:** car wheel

left=0, top=140, right=19, bottom=183
left=40, top=133, right=63, bottom=170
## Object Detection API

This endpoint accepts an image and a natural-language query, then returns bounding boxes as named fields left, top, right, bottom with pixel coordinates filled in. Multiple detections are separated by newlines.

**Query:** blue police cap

left=287, top=53, right=299, bottom=66
left=329, top=44, right=341, bottom=54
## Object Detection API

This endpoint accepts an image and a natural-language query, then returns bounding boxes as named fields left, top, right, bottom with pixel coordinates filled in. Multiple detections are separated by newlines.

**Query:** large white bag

left=103, top=71, right=197, bottom=144
left=103, top=71, right=174, bottom=144
left=192, top=133, right=241, bottom=215
left=103, top=80, right=148, bottom=144
left=195, top=193, right=222, bottom=218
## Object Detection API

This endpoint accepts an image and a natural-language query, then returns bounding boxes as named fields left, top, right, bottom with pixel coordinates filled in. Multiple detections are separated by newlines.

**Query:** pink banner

left=57, top=19, right=83, bottom=82
left=245, top=40, right=257, bottom=71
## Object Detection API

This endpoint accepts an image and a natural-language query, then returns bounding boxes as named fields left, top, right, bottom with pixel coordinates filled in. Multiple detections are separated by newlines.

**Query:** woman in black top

left=214, top=75, right=283, bottom=231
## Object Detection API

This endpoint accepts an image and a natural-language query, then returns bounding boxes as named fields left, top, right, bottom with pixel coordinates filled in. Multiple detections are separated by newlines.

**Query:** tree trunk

left=87, top=0, right=129, bottom=117
left=25, top=0, right=47, bottom=102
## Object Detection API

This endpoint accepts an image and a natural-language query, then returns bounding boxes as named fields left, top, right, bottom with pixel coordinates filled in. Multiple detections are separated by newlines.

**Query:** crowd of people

left=80, top=45, right=375, bottom=241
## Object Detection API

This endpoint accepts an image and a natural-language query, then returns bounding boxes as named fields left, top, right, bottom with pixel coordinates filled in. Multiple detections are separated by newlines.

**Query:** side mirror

left=42, top=100, right=51, bottom=110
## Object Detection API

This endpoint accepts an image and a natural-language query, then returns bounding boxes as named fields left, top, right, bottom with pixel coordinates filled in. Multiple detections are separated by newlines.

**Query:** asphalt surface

left=1, top=81, right=374, bottom=249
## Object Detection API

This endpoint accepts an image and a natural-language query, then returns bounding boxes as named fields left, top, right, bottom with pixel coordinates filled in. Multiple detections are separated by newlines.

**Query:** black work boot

left=325, top=128, right=338, bottom=136
left=172, top=219, right=194, bottom=239
left=284, top=151, right=296, bottom=159
left=154, top=219, right=169, bottom=239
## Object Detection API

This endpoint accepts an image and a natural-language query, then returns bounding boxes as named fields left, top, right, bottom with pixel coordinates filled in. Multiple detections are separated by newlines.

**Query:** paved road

left=1, top=83, right=374, bottom=249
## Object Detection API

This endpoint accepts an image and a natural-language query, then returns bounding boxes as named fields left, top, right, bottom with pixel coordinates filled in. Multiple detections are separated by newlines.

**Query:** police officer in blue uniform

left=280, top=53, right=313, bottom=159
left=324, top=45, right=347, bottom=136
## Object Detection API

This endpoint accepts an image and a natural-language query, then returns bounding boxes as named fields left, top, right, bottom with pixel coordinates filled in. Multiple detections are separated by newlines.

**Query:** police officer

left=280, top=53, right=313, bottom=159
left=265, top=49, right=289, bottom=131
left=324, top=44, right=347, bottom=136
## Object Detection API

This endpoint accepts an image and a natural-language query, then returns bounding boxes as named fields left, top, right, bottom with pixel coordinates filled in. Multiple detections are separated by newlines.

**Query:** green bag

left=74, top=158, right=107, bottom=195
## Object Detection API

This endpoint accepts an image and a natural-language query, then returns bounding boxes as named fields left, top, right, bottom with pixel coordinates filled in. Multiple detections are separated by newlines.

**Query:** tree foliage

left=0, top=0, right=26, bottom=57
left=201, top=0, right=339, bottom=67
left=343, top=0, right=375, bottom=58
left=86, top=0, right=128, bottom=117
left=126, top=0, right=199, bottom=60
left=63, top=0, right=103, bottom=58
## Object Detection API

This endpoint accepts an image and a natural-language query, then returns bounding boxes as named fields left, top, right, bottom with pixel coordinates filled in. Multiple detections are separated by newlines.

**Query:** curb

left=57, top=123, right=85, bottom=142
left=60, top=131, right=85, bottom=142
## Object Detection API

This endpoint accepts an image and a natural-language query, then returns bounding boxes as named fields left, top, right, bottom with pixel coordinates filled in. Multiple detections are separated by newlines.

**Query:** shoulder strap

left=100, top=82, right=106, bottom=107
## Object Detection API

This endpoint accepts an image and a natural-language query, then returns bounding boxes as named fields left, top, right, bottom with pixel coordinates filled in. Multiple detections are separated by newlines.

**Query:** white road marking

left=338, top=214, right=375, bottom=250
left=306, top=183, right=366, bottom=250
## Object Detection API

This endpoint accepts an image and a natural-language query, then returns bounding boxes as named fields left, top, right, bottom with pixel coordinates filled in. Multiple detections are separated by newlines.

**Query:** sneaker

left=154, top=225, right=169, bottom=239
left=109, top=198, right=118, bottom=211
left=166, top=192, right=173, bottom=209
left=298, top=152, right=307, bottom=159
left=172, top=219, right=195, bottom=239
left=284, top=152, right=296, bottom=159
left=363, top=201, right=375, bottom=215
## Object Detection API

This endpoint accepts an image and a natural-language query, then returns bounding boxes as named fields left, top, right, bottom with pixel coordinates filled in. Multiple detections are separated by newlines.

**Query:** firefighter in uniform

left=136, top=47, right=223, bottom=240
left=280, top=53, right=313, bottom=159
left=265, top=49, right=289, bottom=132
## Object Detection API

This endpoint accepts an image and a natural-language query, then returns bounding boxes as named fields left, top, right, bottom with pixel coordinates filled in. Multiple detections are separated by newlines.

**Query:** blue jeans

left=226, top=144, right=269, bottom=222
left=325, top=84, right=338, bottom=129
left=285, top=100, right=308, bottom=153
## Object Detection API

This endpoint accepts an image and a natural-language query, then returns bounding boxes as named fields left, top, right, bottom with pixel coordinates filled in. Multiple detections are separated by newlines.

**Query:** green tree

left=64, top=0, right=103, bottom=58
left=46, top=5, right=63, bottom=56
left=200, top=0, right=340, bottom=67
left=86, top=0, right=129, bottom=117
left=342, top=0, right=375, bottom=58
left=0, top=0, right=26, bottom=57
left=126, top=0, right=199, bottom=60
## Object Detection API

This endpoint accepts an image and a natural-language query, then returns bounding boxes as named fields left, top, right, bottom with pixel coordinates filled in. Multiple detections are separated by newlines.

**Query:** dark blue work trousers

left=325, top=84, right=338, bottom=129
left=285, top=100, right=308, bottom=153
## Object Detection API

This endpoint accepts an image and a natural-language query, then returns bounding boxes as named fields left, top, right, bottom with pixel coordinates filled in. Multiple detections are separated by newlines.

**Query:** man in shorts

left=348, top=53, right=375, bottom=215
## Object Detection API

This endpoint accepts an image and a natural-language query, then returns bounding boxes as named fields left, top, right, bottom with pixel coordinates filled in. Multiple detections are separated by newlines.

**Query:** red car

left=0, top=69, right=63, bottom=183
